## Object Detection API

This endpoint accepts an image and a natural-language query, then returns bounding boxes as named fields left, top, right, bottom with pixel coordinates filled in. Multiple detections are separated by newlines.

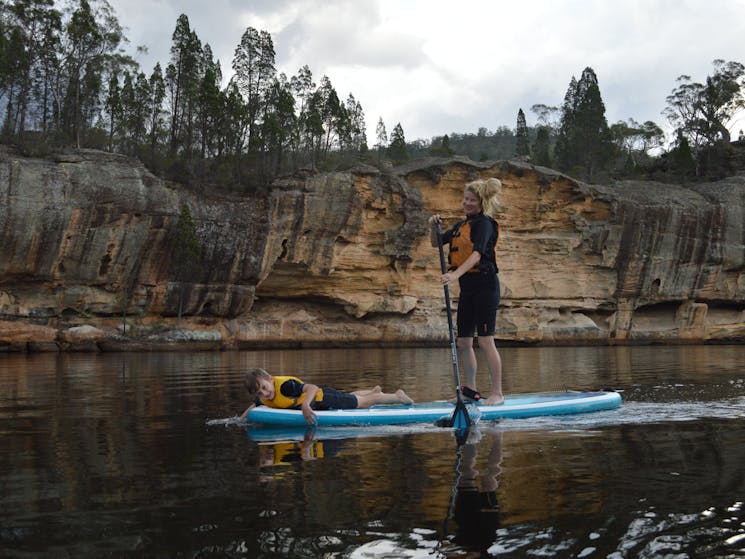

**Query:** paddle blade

left=435, top=399, right=473, bottom=429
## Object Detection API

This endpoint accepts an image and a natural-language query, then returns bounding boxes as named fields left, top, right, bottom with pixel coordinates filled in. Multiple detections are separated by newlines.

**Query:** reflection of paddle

left=434, top=222, right=472, bottom=430
left=440, top=430, right=466, bottom=546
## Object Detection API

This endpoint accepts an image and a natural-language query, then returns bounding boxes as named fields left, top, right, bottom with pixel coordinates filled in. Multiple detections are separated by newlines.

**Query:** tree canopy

left=0, top=1, right=370, bottom=190
left=2, top=2, right=743, bottom=187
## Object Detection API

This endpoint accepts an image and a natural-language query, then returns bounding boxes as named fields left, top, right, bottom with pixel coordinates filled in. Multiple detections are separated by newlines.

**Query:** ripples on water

left=2, top=345, right=745, bottom=557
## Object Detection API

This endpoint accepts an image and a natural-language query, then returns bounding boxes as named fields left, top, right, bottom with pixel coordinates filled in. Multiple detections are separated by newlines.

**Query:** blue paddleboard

left=245, top=390, right=621, bottom=427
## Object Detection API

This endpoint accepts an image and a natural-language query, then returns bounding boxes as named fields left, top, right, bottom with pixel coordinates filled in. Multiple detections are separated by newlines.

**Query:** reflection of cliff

left=2, top=147, right=745, bottom=350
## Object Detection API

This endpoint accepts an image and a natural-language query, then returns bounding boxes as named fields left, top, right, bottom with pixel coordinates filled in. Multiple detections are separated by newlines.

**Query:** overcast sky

left=107, top=0, right=745, bottom=143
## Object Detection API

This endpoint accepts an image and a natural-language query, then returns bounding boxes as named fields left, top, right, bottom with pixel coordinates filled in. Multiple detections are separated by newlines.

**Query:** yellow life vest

left=269, top=441, right=325, bottom=464
left=259, top=375, right=324, bottom=409
left=448, top=218, right=499, bottom=273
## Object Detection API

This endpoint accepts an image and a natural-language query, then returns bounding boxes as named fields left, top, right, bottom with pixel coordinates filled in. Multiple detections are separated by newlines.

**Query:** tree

left=165, top=14, right=202, bottom=158
left=555, top=68, right=614, bottom=180
left=429, top=134, right=454, bottom=156
left=289, top=64, right=315, bottom=165
left=610, top=118, right=665, bottom=173
left=532, top=126, right=552, bottom=167
left=147, top=63, right=166, bottom=161
left=171, top=203, right=201, bottom=326
left=554, top=76, right=579, bottom=170
left=232, top=26, right=276, bottom=152
left=530, top=103, right=560, bottom=130
left=514, top=108, right=529, bottom=158
left=196, top=51, right=221, bottom=161
left=664, top=59, right=745, bottom=148
left=387, top=122, right=408, bottom=164
left=61, top=0, right=130, bottom=148
left=668, top=130, right=696, bottom=181
left=345, top=93, right=366, bottom=151
left=104, top=72, right=120, bottom=150
left=261, top=74, right=296, bottom=177
left=375, top=117, right=387, bottom=165
left=2, top=0, right=62, bottom=140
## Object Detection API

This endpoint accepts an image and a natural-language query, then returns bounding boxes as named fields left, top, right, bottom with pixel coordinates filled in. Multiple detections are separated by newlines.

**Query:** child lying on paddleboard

left=239, top=367, right=414, bottom=425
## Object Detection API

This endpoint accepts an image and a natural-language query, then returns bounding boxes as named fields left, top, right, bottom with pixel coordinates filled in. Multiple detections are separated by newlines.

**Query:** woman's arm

left=440, top=250, right=481, bottom=284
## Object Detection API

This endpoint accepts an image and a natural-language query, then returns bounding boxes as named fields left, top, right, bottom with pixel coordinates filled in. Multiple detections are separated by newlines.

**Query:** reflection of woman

left=454, top=428, right=503, bottom=555
left=429, top=178, right=504, bottom=405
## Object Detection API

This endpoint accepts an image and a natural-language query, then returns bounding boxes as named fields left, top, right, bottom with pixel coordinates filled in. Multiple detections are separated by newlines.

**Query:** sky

left=106, top=0, right=745, bottom=144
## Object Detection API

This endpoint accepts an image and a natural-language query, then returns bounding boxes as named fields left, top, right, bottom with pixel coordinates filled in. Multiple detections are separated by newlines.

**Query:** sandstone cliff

left=1, top=146, right=744, bottom=351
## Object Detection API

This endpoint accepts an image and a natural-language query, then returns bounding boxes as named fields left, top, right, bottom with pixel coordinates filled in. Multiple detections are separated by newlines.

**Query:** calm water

left=2, top=345, right=745, bottom=558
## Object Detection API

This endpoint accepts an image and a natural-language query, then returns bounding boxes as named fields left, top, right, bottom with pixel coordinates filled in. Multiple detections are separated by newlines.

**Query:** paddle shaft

left=435, top=223, right=467, bottom=405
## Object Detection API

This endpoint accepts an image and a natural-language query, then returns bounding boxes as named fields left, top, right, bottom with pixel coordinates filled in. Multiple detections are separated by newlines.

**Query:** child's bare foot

left=396, top=389, right=414, bottom=405
left=484, top=394, right=505, bottom=405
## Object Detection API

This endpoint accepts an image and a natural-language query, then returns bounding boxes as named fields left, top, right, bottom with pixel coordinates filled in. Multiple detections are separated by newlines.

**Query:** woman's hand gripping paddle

left=434, top=222, right=472, bottom=431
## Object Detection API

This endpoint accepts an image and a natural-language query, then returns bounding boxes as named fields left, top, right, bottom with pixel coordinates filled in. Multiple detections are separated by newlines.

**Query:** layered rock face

left=1, top=147, right=744, bottom=351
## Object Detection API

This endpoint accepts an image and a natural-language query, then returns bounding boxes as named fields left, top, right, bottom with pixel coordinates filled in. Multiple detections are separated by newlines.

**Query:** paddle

left=434, top=222, right=473, bottom=430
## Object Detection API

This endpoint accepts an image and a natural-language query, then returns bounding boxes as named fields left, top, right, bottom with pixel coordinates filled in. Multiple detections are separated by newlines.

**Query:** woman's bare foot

left=396, top=389, right=414, bottom=405
left=484, top=394, right=505, bottom=405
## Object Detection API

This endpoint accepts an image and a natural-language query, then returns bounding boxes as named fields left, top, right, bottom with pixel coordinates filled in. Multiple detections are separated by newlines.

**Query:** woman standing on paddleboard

left=429, top=177, right=504, bottom=405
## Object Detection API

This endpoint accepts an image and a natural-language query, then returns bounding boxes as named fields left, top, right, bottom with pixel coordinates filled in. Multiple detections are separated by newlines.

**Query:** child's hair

left=244, top=367, right=272, bottom=395
left=465, top=177, right=503, bottom=219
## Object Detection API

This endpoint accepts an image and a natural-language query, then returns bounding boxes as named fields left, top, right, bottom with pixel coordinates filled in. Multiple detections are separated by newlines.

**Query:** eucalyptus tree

left=165, top=13, right=202, bottom=157
left=609, top=118, right=664, bottom=169
left=221, top=80, right=248, bottom=185
left=232, top=26, right=276, bottom=152
left=302, top=88, right=324, bottom=165
left=146, top=62, right=166, bottom=160
left=375, top=116, right=387, bottom=164
left=1, top=0, right=62, bottom=138
left=345, top=93, right=366, bottom=152
left=664, top=59, right=745, bottom=148
left=195, top=45, right=221, bottom=161
left=530, top=103, right=560, bottom=130
left=316, top=75, right=341, bottom=158
left=289, top=64, right=315, bottom=163
left=119, top=70, right=150, bottom=154
left=261, top=73, right=296, bottom=176
left=60, top=0, right=131, bottom=148
left=104, top=71, right=119, bottom=150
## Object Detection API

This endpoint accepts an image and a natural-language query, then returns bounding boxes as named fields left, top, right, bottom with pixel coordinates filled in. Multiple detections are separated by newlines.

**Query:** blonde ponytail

left=465, top=177, right=502, bottom=219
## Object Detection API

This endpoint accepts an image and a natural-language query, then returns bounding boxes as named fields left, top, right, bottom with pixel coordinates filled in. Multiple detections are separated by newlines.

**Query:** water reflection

left=451, top=427, right=503, bottom=557
left=3, top=346, right=745, bottom=557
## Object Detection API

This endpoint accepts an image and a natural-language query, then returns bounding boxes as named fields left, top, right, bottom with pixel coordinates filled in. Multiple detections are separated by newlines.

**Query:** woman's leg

left=478, top=335, right=504, bottom=405
left=457, top=336, right=478, bottom=391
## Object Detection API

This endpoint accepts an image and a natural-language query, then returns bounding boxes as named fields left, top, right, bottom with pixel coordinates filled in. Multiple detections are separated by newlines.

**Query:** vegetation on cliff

left=0, top=1, right=744, bottom=190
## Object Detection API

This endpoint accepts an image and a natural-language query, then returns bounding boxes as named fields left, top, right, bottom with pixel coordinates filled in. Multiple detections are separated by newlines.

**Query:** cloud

left=109, top=0, right=745, bottom=142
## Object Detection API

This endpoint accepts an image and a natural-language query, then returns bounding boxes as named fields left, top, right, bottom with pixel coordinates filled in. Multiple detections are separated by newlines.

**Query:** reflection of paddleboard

left=246, top=390, right=621, bottom=427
